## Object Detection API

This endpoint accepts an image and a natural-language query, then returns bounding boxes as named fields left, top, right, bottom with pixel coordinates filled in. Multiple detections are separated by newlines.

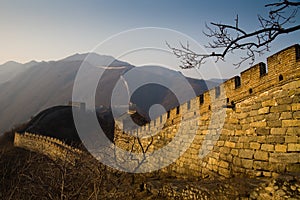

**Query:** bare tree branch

left=168, top=0, right=300, bottom=69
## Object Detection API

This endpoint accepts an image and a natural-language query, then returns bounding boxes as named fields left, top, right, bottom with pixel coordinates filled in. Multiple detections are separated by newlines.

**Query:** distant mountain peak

left=2, top=61, right=21, bottom=66
left=62, top=52, right=131, bottom=67
left=25, top=60, right=38, bottom=65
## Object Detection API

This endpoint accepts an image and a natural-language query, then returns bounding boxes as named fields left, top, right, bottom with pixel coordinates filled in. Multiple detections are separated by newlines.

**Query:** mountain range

left=0, top=53, right=225, bottom=134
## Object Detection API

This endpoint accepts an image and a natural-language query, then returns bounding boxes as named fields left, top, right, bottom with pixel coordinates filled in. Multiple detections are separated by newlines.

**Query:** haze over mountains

left=0, top=53, right=225, bottom=134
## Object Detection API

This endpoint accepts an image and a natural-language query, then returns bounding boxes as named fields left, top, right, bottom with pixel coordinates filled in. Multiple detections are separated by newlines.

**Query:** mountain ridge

left=0, top=53, right=225, bottom=134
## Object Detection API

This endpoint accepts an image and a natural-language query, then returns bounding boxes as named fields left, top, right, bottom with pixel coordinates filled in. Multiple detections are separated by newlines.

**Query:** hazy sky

left=0, top=0, right=299, bottom=79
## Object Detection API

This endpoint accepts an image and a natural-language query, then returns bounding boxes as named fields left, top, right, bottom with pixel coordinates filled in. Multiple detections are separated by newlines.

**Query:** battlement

left=124, top=44, right=300, bottom=135
left=14, top=132, right=83, bottom=164
left=115, top=44, right=300, bottom=179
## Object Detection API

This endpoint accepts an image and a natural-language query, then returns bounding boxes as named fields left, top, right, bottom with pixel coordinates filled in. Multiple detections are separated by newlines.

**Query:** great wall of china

left=14, top=132, right=82, bottom=164
left=114, top=44, right=300, bottom=178
left=14, top=44, right=300, bottom=179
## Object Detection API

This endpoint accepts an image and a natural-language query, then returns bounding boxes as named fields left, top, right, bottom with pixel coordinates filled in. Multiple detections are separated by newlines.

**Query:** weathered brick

left=258, top=107, right=270, bottom=114
left=237, top=113, right=249, bottom=119
left=256, top=128, right=270, bottom=135
left=292, top=103, right=300, bottom=111
left=254, top=151, right=269, bottom=161
left=218, top=167, right=231, bottom=178
left=250, top=142, right=261, bottom=150
left=277, top=97, right=293, bottom=105
left=282, top=120, right=300, bottom=127
left=233, top=157, right=241, bottom=166
left=269, top=153, right=299, bottom=163
left=263, top=171, right=272, bottom=177
left=249, top=110, right=258, bottom=117
left=250, top=121, right=267, bottom=127
left=265, top=113, right=280, bottom=121
left=286, top=127, right=300, bottom=135
left=262, top=99, right=277, bottom=107
left=224, top=141, right=235, bottom=148
left=266, top=136, right=285, bottom=144
left=252, top=103, right=262, bottom=110
left=231, top=149, right=239, bottom=156
left=219, top=160, right=229, bottom=168
left=253, top=161, right=269, bottom=170
left=239, top=149, right=254, bottom=159
left=267, top=120, right=282, bottom=127
left=270, top=128, right=287, bottom=135
left=261, top=144, right=274, bottom=151
left=270, top=105, right=291, bottom=112
left=241, top=159, right=253, bottom=169
left=235, top=143, right=243, bottom=149
left=253, top=115, right=265, bottom=122
left=274, top=144, right=287, bottom=152
left=220, top=147, right=231, bottom=154
left=279, top=112, right=292, bottom=120
left=293, top=111, right=300, bottom=119
left=286, top=164, right=300, bottom=172
left=285, top=136, right=298, bottom=143
left=288, top=143, right=300, bottom=151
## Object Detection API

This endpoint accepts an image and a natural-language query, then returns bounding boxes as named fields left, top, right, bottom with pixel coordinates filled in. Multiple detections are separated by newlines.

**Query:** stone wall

left=114, top=44, right=300, bottom=179
left=14, top=132, right=82, bottom=164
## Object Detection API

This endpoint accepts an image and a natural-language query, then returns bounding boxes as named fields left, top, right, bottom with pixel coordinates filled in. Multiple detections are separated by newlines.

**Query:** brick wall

left=14, top=132, right=82, bottom=164
left=114, top=44, right=300, bottom=178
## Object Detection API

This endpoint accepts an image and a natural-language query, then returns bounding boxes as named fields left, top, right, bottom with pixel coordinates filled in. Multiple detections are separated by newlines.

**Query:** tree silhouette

left=168, top=0, right=300, bottom=69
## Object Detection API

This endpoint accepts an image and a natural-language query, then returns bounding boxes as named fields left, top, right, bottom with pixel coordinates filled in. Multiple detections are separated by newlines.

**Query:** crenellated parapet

left=124, top=44, right=300, bottom=135
left=115, top=44, right=300, bottom=179
left=14, top=132, right=83, bottom=164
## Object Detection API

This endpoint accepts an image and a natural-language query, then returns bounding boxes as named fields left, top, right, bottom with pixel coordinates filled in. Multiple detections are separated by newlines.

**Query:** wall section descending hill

left=114, top=44, right=300, bottom=179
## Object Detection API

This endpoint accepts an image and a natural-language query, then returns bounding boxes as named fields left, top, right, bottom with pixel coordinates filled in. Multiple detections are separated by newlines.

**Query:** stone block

left=224, top=141, right=235, bottom=148
left=286, top=164, right=300, bottom=172
left=266, top=136, right=285, bottom=144
left=274, top=144, right=287, bottom=152
left=269, top=153, right=299, bottom=163
left=239, top=149, right=254, bottom=159
left=235, top=143, right=243, bottom=149
left=293, top=111, right=300, bottom=119
left=279, top=112, right=292, bottom=120
left=250, top=142, right=261, bottom=150
left=220, top=146, right=230, bottom=154
left=282, top=120, right=300, bottom=127
left=250, top=110, right=258, bottom=117
left=285, top=136, right=298, bottom=143
left=277, top=97, right=293, bottom=105
left=292, top=103, right=300, bottom=111
left=254, top=151, right=269, bottom=161
left=253, top=115, right=265, bottom=122
left=256, top=128, right=270, bottom=135
left=262, top=171, right=272, bottom=177
left=218, top=167, right=231, bottom=178
left=270, top=105, right=291, bottom=112
left=258, top=107, right=270, bottom=114
left=219, top=160, right=229, bottom=168
left=262, top=99, right=277, bottom=107
left=286, top=127, right=300, bottom=135
left=261, top=144, right=274, bottom=151
left=288, top=143, right=300, bottom=151
left=270, top=128, right=287, bottom=135
left=267, top=120, right=282, bottom=127
left=231, top=149, right=239, bottom=156
left=253, top=161, right=269, bottom=170
left=250, top=121, right=267, bottom=127
left=265, top=113, right=280, bottom=121
left=241, top=159, right=253, bottom=169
